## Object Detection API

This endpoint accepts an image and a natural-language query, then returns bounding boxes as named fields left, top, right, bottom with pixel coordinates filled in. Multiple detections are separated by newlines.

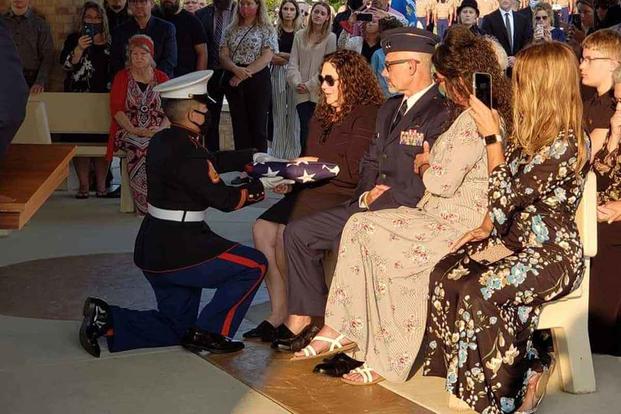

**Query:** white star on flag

left=286, top=160, right=310, bottom=167
left=300, top=169, right=316, bottom=183
left=322, top=164, right=340, bottom=174
left=263, top=166, right=280, bottom=177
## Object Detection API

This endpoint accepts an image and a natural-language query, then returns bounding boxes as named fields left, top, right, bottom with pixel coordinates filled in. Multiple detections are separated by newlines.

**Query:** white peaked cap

left=153, top=70, right=215, bottom=103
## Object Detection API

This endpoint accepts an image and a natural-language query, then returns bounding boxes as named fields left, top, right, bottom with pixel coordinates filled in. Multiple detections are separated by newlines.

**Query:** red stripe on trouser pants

left=218, top=252, right=266, bottom=337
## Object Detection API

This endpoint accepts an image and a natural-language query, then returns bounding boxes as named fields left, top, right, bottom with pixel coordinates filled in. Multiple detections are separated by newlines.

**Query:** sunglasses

left=318, top=74, right=339, bottom=86
left=535, top=15, right=549, bottom=20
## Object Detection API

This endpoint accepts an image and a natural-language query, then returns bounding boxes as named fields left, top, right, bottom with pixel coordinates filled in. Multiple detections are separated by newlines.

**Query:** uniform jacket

left=353, top=85, right=450, bottom=210
left=134, top=125, right=265, bottom=272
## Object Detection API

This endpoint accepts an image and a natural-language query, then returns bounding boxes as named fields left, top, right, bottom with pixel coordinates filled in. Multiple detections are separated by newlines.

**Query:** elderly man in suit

left=482, top=0, right=532, bottom=68
left=270, top=27, right=452, bottom=352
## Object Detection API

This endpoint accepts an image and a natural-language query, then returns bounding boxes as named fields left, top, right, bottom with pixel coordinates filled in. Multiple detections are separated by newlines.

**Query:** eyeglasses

left=318, top=74, right=339, bottom=86
left=535, top=15, right=549, bottom=20
left=384, top=58, right=419, bottom=70
left=579, top=56, right=614, bottom=64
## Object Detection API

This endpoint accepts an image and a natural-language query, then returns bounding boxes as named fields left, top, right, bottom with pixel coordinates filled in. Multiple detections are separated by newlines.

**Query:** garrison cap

left=381, top=27, right=439, bottom=55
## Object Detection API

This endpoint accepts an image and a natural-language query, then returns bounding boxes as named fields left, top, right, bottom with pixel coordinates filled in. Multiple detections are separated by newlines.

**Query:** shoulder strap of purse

left=229, top=23, right=257, bottom=61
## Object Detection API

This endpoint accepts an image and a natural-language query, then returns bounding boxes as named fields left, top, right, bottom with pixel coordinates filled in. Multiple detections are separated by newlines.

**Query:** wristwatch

left=484, top=134, right=502, bottom=146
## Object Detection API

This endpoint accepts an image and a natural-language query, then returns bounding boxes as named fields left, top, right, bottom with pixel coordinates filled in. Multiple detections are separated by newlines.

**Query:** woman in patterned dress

left=106, top=35, right=169, bottom=215
left=423, top=42, right=590, bottom=414
left=290, top=26, right=512, bottom=385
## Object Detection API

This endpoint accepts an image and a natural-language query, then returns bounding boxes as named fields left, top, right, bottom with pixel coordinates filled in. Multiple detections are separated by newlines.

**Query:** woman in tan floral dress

left=291, top=26, right=513, bottom=385
left=423, top=42, right=590, bottom=414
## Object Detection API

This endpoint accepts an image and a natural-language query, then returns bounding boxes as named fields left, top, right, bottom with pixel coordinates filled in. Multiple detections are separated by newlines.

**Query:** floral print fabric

left=423, top=131, right=590, bottom=413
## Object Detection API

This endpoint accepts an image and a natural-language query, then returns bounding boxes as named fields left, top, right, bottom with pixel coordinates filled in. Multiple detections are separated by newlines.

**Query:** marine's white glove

left=259, top=177, right=295, bottom=190
left=253, top=152, right=288, bottom=163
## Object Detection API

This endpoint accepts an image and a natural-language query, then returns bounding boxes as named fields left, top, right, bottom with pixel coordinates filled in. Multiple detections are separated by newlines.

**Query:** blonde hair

left=512, top=42, right=587, bottom=173
left=230, top=0, right=273, bottom=28
left=304, top=2, right=332, bottom=44
left=582, top=29, right=621, bottom=61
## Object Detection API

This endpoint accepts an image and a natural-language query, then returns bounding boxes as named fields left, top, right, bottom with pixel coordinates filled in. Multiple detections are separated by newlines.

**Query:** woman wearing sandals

left=424, top=42, right=589, bottom=413
left=244, top=50, right=384, bottom=342
left=289, top=26, right=512, bottom=385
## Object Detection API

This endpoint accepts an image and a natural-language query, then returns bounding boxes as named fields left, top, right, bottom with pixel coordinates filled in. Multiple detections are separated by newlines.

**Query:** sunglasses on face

left=318, top=74, right=339, bottom=86
left=535, top=15, right=549, bottom=20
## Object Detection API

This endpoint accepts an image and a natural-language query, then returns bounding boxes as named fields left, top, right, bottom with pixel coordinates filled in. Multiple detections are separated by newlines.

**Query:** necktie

left=390, top=100, right=408, bottom=132
left=214, top=10, right=224, bottom=46
left=504, top=12, right=513, bottom=54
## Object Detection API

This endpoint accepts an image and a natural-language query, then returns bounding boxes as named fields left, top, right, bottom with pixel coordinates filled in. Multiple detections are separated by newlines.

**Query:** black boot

left=79, top=297, right=111, bottom=358
left=181, top=327, right=244, bottom=354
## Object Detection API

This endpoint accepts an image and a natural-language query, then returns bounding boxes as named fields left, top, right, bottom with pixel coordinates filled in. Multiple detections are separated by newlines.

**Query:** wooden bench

left=14, top=93, right=134, bottom=213
left=0, top=144, right=76, bottom=231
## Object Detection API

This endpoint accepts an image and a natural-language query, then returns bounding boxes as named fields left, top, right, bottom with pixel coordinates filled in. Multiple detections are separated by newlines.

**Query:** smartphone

left=357, top=13, right=373, bottom=21
left=82, top=23, right=95, bottom=38
left=473, top=72, right=493, bottom=109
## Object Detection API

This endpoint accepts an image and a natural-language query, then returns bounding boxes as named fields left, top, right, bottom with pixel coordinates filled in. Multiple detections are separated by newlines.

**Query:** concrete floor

left=0, top=186, right=619, bottom=414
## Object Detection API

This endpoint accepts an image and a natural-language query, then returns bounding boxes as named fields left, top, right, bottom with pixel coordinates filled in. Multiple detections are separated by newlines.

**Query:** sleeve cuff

left=358, top=191, right=369, bottom=209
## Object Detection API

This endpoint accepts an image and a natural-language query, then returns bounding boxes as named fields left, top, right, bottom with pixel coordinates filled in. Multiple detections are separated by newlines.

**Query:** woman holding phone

left=59, top=1, right=112, bottom=199
left=532, top=2, right=566, bottom=42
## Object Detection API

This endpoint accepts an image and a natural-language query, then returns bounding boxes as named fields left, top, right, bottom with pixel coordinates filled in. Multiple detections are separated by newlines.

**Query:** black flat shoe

left=243, top=320, right=277, bottom=342
left=274, top=324, right=295, bottom=341
left=313, top=352, right=364, bottom=377
left=78, top=297, right=110, bottom=358
left=271, top=324, right=320, bottom=353
left=182, top=327, right=245, bottom=354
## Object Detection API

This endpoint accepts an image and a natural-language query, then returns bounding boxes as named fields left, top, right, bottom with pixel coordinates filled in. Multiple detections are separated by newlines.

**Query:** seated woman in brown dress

left=424, top=42, right=590, bottom=414
left=589, top=65, right=621, bottom=356
left=243, top=50, right=384, bottom=341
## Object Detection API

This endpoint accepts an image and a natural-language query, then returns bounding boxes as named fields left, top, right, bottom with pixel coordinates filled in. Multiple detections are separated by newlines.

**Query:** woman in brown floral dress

left=589, top=66, right=621, bottom=356
left=423, top=42, right=590, bottom=414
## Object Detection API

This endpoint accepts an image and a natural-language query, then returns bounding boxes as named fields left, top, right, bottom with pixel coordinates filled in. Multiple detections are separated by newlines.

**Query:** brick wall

left=0, top=0, right=85, bottom=91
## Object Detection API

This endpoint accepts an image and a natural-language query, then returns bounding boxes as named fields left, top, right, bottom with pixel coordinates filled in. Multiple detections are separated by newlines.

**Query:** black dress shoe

left=313, top=352, right=364, bottom=377
left=102, top=186, right=121, bottom=198
left=243, top=320, right=277, bottom=342
left=79, top=297, right=110, bottom=358
left=181, top=327, right=245, bottom=354
left=271, top=324, right=320, bottom=353
left=274, top=324, right=295, bottom=341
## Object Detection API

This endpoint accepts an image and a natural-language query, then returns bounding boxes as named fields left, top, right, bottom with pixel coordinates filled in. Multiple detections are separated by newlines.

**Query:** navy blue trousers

left=106, top=245, right=267, bottom=353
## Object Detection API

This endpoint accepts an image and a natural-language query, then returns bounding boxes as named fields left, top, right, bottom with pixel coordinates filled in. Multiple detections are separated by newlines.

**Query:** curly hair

left=432, top=25, right=513, bottom=133
left=314, top=50, right=385, bottom=129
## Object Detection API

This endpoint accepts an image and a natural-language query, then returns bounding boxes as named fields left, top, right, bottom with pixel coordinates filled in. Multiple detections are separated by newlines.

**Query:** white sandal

left=341, top=363, right=384, bottom=386
left=290, top=334, right=356, bottom=361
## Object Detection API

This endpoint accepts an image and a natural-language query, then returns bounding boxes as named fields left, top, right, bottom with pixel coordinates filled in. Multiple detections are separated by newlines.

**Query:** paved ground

left=0, top=186, right=619, bottom=414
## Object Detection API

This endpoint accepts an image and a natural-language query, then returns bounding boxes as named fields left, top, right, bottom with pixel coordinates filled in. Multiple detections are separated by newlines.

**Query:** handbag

left=215, top=24, right=256, bottom=90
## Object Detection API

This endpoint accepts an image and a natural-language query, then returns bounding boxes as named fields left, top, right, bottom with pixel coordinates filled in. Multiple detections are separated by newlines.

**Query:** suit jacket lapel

left=387, top=85, right=439, bottom=143
left=382, top=97, right=402, bottom=139
left=494, top=10, right=511, bottom=54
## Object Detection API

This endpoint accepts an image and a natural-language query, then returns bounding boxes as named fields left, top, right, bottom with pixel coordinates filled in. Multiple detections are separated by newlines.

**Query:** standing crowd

left=1, top=0, right=620, bottom=413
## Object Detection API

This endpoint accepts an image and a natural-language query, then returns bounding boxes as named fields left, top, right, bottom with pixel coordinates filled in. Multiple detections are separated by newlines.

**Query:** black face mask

left=189, top=109, right=209, bottom=128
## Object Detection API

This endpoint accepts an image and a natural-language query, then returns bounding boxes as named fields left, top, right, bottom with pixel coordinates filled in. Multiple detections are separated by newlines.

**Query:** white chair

left=536, top=170, right=597, bottom=394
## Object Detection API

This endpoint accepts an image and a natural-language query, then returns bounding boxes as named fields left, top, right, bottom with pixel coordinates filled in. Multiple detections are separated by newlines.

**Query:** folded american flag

left=245, top=160, right=340, bottom=184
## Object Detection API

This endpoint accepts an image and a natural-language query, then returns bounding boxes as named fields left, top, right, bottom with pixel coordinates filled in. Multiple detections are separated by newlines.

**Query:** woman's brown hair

left=512, top=41, right=587, bottom=173
left=314, top=50, right=384, bottom=129
left=304, top=2, right=332, bottom=44
left=432, top=24, right=513, bottom=132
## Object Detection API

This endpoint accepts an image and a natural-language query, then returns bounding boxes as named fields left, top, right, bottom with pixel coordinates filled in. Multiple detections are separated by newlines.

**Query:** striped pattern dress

left=324, top=109, right=489, bottom=382
left=270, top=63, right=301, bottom=159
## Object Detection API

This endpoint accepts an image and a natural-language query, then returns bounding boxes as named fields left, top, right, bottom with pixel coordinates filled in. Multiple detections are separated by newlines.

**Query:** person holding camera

left=59, top=1, right=113, bottom=199
left=531, top=2, right=566, bottom=41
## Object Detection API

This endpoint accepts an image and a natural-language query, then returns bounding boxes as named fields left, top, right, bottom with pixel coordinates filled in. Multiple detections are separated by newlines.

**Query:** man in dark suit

left=0, top=19, right=28, bottom=160
left=517, top=0, right=537, bottom=23
left=196, top=0, right=236, bottom=151
left=271, top=28, right=451, bottom=350
left=482, top=0, right=532, bottom=67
